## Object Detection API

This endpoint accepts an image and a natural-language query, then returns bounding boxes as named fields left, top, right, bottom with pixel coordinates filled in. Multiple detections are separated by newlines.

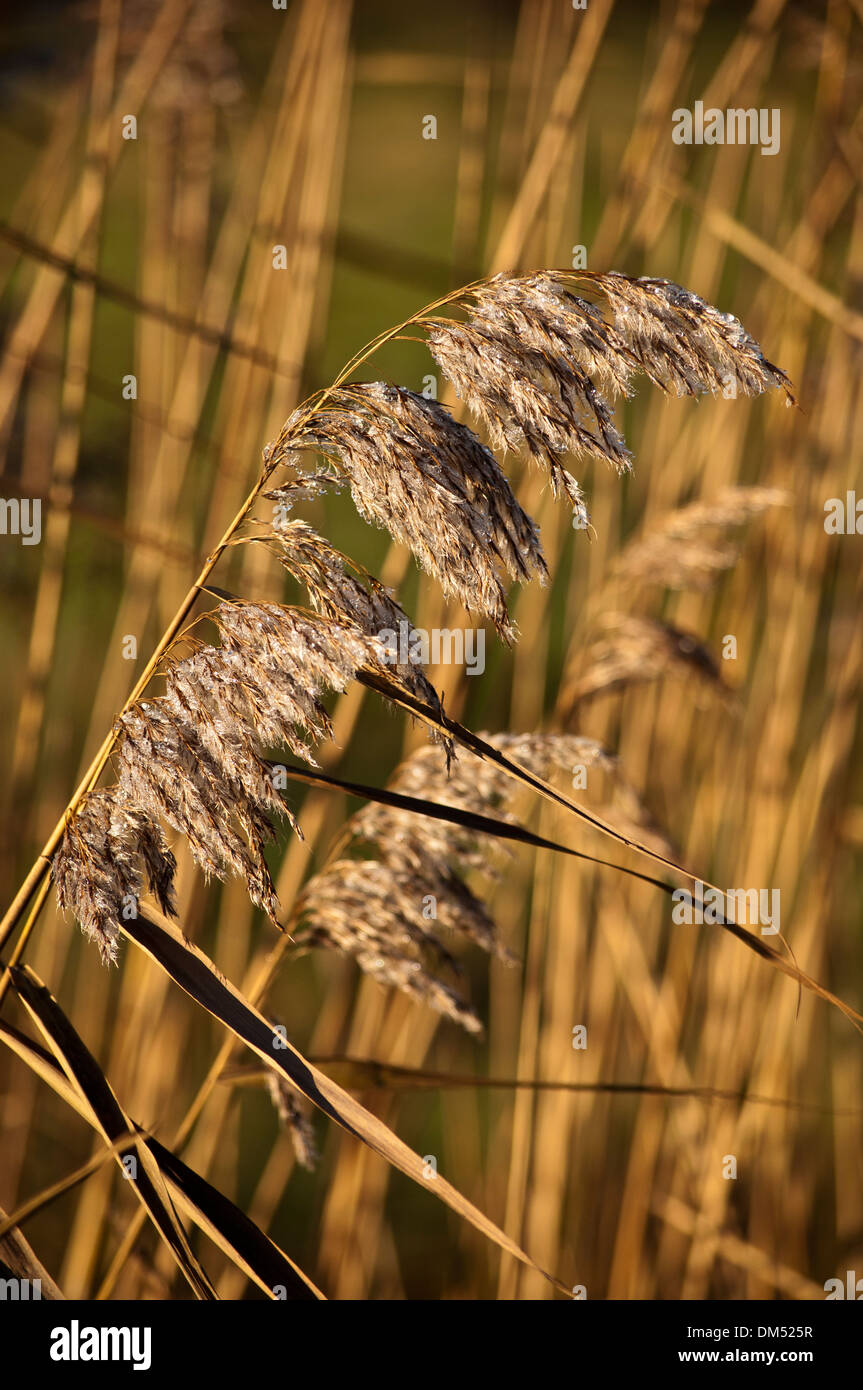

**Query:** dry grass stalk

left=116, top=0, right=244, bottom=114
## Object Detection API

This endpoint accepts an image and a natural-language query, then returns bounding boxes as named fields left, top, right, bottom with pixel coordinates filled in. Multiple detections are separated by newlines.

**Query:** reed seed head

left=53, top=791, right=177, bottom=965
left=263, top=514, right=445, bottom=715
left=296, top=732, right=653, bottom=1032
left=563, top=613, right=727, bottom=710
left=597, top=273, right=795, bottom=401
left=297, top=858, right=486, bottom=1036
left=277, top=382, right=547, bottom=641
left=265, top=1071, right=318, bottom=1171
left=614, top=486, right=789, bottom=591
left=56, top=601, right=383, bottom=950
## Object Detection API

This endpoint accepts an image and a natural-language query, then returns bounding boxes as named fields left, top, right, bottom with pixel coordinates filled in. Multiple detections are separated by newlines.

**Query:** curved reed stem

left=0, top=278, right=501, bottom=964
left=0, top=267, right=794, bottom=986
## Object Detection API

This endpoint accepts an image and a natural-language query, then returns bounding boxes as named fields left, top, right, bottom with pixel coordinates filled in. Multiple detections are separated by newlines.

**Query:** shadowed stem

left=0, top=878, right=52, bottom=1007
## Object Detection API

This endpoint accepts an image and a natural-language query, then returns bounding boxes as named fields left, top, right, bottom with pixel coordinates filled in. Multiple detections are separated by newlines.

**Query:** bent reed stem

left=0, top=280, right=478, bottom=967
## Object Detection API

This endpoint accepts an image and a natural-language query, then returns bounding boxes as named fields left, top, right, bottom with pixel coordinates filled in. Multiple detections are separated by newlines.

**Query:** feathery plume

left=274, top=382, right=547, bottom=640
left=57, top=602, right=381, bottom=953
left=115, top=698, right=283, bottom=923
left=614, top=487, right=790, bottom=591
left=298, top=731, right=665, bottom=1031
left=53, top=791, right=176, bottom=965
left=421, top=271, right=791, bottom=528
left=113, top=603, right=380, bottom=922
left=424, top=275, right=632, bottom=519
left=265, top=1071, right=318, bottom=1171
left=596, top=273, right=795, bottom=401
left=562, top=614, right=727, bottom=711
left=210, top=602, right=373, bottom=760
left=261, top=514, right=444, bottom=712
left=297, top=859, right=485, bottom=1035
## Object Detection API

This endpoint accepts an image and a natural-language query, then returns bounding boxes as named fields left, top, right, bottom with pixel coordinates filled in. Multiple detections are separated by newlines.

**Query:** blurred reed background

left=1, top=0, right=862, bottom=1300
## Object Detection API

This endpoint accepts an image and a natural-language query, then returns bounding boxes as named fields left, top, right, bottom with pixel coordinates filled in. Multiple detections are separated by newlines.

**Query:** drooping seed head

left=52, top=790, right=177, bottom=965
left=277, top=383, right=547, bottom=641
